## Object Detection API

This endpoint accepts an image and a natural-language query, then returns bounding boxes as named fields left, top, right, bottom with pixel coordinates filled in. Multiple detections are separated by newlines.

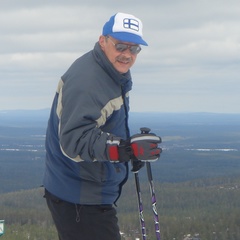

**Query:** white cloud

left=0, top=0, right=239, bottom=112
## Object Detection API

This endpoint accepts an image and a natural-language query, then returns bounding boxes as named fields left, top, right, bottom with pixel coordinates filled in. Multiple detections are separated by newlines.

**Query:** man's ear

left=99, top=35, right=106, bottom=50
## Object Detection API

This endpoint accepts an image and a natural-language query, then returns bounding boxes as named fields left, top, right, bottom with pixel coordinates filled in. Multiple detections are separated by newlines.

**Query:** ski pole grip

left=140, top=127, right=151, bottom=134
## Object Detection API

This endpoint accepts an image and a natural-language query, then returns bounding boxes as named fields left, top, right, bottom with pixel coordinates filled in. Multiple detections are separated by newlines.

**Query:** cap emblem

left=123, top=18, right=139, bottom=32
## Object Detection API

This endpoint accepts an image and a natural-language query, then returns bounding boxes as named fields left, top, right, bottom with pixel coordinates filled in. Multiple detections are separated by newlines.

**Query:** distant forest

left=1, top=176, right=240, bottom=240
left=0, top=110, right=240, bottom=239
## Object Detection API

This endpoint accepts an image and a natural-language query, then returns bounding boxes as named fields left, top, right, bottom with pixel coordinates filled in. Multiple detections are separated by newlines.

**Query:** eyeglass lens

left=115, top=43, right=141, bottom=54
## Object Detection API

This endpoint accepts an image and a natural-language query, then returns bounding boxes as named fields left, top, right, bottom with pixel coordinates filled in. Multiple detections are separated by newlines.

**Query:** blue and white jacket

left=43, top=42, right=132, bottom=205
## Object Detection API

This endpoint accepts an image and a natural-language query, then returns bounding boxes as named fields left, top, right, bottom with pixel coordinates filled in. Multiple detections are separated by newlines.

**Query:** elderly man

left=43, top=12, right=161, bottom=240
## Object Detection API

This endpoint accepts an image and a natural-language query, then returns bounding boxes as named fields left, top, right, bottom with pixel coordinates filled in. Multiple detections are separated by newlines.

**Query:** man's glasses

left=106, top=36, right=141, bottom=55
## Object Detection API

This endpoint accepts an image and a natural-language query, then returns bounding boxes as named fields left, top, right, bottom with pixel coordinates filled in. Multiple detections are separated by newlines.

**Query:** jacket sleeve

left=57, top=78, right=119, bottom=162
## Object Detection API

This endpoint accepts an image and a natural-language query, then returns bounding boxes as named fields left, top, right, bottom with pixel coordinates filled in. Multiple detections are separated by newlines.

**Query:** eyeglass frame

left=105, top=36, right=142, bottom=55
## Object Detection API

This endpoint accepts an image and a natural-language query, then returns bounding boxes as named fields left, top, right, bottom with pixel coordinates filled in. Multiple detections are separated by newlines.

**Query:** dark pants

left=44, top=189, right=121, bottom=240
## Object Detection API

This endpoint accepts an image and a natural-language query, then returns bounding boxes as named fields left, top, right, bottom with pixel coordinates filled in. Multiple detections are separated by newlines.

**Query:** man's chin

left=115, top=63, right=131, bottom=74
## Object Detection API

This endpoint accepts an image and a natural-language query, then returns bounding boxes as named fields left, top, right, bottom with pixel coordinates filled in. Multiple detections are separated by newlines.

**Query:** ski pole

left=140, top=127, right=161, bottom=240
left=133, top=167, right=147, bottom=240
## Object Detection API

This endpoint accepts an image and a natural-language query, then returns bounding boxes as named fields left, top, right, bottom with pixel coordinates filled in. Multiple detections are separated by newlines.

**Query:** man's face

left=99, top=35, right=139, bottom=74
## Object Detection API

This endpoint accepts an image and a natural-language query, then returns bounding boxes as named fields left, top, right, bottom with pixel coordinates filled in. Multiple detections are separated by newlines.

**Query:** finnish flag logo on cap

left=123, top=18, right=139, bottom=32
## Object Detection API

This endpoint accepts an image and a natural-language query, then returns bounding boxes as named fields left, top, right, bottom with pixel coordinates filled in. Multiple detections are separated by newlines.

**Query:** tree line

left=0, top=175, right=240, bottom=240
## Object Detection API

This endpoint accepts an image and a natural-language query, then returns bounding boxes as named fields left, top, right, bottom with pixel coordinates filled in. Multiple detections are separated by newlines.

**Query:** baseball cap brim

left=108, top=32, right=148, bottom=46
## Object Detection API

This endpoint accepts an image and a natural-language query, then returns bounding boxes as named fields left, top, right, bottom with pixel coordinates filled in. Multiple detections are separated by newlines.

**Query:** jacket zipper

left=113, top=85, right=130, bottom=205
left=121, top=85, right=130, bottom=138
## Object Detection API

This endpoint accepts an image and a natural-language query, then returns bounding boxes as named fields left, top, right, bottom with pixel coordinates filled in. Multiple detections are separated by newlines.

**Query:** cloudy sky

left=0, top=0, right=239, bottom=113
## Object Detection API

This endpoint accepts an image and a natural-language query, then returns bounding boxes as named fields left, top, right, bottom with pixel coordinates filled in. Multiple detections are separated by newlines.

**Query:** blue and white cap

left=102, top=12, right=148, bottom=46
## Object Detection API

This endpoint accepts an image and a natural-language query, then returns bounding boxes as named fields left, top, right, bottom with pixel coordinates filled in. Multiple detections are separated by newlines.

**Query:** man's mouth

left=116, top=56, right=131, bottom=64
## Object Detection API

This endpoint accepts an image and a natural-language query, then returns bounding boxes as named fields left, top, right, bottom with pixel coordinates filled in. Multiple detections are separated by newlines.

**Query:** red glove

left=130, top=133, right=162, bottom=161
left=107, top=138, right=132, bottom=162
left=107, top=133, right=162, bottom=163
